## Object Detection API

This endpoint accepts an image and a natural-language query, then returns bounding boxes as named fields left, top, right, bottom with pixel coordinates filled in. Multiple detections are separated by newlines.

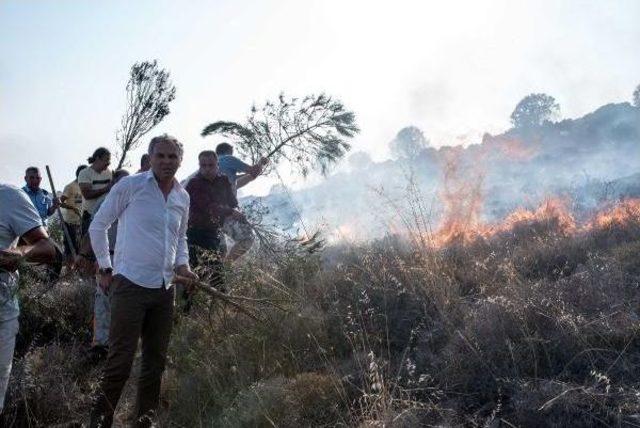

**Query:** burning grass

left=2, top=197, right=640, bottom=427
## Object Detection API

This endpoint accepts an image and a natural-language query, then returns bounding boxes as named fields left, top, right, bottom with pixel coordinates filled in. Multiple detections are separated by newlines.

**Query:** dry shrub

left=16, top=274, right=94, bottom=354
left=3, top=196, right=640, bottom=427
left=1, top=341, right=100, bottom=427
left=216, top=372, right=342, bottom=427
left=506, top=378, right=640, bottom=427
left=165, top=276, right=338, bottom=426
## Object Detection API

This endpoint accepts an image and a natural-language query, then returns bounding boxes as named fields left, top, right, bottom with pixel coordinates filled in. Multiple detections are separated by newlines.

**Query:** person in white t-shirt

left=78, top=147, right=113, bottom=236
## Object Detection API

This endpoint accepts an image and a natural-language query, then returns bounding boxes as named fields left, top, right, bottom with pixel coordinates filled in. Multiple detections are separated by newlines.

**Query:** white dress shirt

left=89, top=171, right=190, bottom=289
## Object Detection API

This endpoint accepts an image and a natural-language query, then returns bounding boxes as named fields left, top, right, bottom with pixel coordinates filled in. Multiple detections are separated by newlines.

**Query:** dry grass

left=2, top=199, right=640, bottom=427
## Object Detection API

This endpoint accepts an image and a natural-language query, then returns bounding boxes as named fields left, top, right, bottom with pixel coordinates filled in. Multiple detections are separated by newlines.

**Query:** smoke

left=244, top=102, right=640, bottom=243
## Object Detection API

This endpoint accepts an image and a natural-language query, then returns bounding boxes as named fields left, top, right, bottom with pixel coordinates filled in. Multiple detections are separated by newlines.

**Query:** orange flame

left=588, top=199, right=640, bottom=231
left=433, top=148, right=486, bottom=246
left=498, top=197, right=576, bottom=236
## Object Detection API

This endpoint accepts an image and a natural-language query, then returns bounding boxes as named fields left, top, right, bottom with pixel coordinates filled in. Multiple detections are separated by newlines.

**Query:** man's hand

left=247, top=165, right=260, bottom=177
left=0, top=249, right=22, bottom=272
left=98, top=270, right=113, bottom=293
left=175, top=264, right=198, bottom=294
left=47, top=197, right=61, bottom=216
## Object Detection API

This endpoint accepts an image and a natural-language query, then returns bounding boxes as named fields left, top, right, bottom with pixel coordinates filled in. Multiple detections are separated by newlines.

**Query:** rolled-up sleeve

left=89, top=181, right=128, bottom=269
left=175, top=194, right=190, bottom=268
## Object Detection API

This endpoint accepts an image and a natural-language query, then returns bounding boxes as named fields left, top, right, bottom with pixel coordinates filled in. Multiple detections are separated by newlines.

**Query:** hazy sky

left=1, top=0, right=639, bottom=195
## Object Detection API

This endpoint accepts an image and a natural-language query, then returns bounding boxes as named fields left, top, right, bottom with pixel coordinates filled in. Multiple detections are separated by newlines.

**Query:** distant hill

left=244, top=103, right=640, bottom=240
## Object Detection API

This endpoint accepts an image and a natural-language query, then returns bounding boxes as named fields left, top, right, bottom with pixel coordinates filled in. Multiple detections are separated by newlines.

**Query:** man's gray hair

left=148, top=134, right=184, bottom=159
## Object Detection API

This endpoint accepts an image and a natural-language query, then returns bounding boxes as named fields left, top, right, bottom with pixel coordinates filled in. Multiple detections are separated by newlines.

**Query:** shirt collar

left=145, top=170, right=184, bottom=192
left=23, top=185, right=41, bottom=195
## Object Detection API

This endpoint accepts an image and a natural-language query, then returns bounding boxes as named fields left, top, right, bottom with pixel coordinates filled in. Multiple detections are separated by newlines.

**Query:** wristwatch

left=98, top=267, right=113, bottom=276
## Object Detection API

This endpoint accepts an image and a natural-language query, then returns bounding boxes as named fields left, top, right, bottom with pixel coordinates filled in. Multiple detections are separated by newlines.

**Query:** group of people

left=0, top=135, right=268, bottom=427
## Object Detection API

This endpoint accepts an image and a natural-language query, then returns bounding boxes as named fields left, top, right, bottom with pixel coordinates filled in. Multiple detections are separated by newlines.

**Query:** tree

left=633, top=84, right=640, bottom=108
left=389, top=126, right=428, bottom=158
left=348, top=151, right=373, bottom=170
left=510, top=93, right=560, bottom=129
left=202, top=93, right=359, bottom=177
left=115, top=60, right=176, bottom=169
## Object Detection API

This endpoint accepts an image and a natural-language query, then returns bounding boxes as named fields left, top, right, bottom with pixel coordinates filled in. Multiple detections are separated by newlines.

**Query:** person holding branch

left=88, top=135, right=196, bottom=427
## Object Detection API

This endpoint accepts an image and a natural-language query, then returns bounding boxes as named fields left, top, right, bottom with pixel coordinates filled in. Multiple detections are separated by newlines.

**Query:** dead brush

left=179, top=245, right=299, bottom=323
left=4, top=179, right=640, bottom=426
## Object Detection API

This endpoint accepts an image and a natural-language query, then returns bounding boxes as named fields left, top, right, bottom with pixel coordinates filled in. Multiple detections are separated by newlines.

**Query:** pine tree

left=202, top=93, right=359, bottom=176
left=115, top=60, right=176, bottom=169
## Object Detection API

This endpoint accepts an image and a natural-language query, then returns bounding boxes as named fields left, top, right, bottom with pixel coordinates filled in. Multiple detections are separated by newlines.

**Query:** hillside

left=246, top=102, right=640, bottom=240
left=3, top=194, right=640, bottom=426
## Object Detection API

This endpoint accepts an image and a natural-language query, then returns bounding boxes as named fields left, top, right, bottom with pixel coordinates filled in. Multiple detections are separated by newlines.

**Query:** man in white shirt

left=88, top=135, right=197, bottom=428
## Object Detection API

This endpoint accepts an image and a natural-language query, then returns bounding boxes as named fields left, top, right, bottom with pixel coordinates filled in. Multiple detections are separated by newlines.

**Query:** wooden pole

left=45, top=165, right=77, bottom=259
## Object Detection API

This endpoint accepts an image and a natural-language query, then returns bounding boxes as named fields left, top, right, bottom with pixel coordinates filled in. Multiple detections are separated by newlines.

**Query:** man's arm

left=174, top=195, right=196, bottom=283
left=233, top=157, right=268, bottom=190
left=0, top=227, right=57, bottom=271
left=79, top=182, right=110, bottom=200
left=223, top=182, right=244, bottom=221
left=175, top=195, right=190, bottom=270
left=235, top=173, right=256, bottom=190
left=0, top=188, right=58, bottom=271
left=59, top=186, right=80, bottom=214
left=59, top=201, right=80, bottom=215
left=89, top=180, right=128, bottom=270
left=46, top=196, right=60, bottom=217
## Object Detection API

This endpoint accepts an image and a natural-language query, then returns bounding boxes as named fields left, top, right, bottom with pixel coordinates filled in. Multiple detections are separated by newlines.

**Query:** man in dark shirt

left=184, top=151, right=242, bottom=296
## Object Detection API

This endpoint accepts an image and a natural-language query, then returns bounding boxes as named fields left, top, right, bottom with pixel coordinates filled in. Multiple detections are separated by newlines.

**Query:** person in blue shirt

left=0, top=183, right=59, bottom=413
left=214, top=143, right=268, bottom=263
left=22, top=167, right=60, bottom=226
left=215, top=143, right=268, bottom=195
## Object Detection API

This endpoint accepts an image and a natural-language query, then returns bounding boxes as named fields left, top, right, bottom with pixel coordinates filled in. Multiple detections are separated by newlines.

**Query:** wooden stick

left=174, top=275, right=261, bottom=321
left=45, top=165, right=76, bottom=259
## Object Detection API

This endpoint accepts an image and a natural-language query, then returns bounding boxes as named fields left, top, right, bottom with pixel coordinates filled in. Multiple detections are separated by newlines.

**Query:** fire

left=387, top=137, right=637, bottom=250
left=432, top=148, right=486, bottom=246
left=588, top=199, right=640, bottom=231
left=498, top=198, right=576, bottom=236
left=428, top=137, right=542, bottom=247
left=428, top=198, right=640, bottom=249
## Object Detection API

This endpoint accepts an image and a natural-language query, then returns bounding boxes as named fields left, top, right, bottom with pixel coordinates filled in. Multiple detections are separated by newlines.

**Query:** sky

left=1, top=0, right=639, bottom=196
